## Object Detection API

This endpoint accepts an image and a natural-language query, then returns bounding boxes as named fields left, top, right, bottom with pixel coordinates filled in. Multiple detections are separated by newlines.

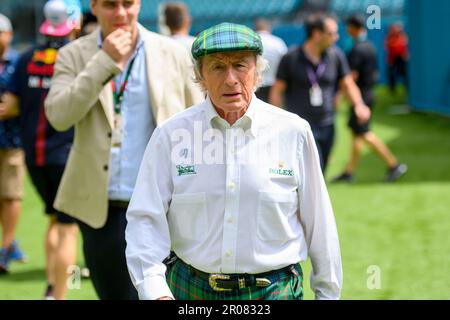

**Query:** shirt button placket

left=221, top=129, right=241, bottom=273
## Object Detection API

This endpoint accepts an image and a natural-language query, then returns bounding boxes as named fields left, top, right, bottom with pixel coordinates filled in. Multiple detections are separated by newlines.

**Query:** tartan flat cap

left=191, top=22, right=263, bottom=59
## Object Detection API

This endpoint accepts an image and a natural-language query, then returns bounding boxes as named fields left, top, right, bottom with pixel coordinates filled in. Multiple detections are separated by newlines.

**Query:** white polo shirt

left=125, top=95, right=342, bottom=300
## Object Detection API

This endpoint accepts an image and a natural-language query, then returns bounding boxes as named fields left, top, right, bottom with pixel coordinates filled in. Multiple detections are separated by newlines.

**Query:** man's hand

left=102, top=29, right=133, bottom=70
left=0, top=92, right=20, bottom=120
left=157, top=296, right=174, bottom=300
left=354, top=103, right=371, bottom=124
left=340, top=75, right=371, bottom=124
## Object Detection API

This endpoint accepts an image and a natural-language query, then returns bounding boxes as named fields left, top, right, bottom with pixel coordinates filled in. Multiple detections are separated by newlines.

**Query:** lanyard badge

left=112, top=113, right=124, bottom=147
left=309, top=84, right=323, bottom=107
left=306, top=62, right=326, bottom=107
left=110, top=57, right=136, bottom=147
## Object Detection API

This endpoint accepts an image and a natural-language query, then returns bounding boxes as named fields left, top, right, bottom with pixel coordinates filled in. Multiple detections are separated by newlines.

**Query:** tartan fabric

left=191, top=22, right=263, bottom=59
left=167, top=258, right=304, bottom=300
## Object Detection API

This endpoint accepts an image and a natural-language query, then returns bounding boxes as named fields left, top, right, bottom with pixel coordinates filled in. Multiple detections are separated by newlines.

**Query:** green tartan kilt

left=167, top=258, right=304, bottom=300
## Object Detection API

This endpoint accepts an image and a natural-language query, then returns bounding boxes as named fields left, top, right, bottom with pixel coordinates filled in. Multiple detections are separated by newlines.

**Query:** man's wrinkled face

left=91, top=0, right=141, bottom=37
left=200, top=51, right=257, bottom=113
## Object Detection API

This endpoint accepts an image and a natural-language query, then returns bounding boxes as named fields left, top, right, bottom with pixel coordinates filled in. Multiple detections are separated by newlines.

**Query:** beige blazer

left=45, top=25, right=203, bottom=228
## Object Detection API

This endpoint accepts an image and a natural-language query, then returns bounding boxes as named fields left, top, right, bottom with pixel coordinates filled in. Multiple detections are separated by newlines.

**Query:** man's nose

left=224, top=67, right=238, bottom=85
left=116, top=3, right=127, bottom=16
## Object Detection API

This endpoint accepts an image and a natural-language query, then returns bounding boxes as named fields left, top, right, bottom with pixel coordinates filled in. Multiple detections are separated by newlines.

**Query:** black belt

left=108, top=200, right=130, bottom=209
left=188, top=263, right=299, bottom=292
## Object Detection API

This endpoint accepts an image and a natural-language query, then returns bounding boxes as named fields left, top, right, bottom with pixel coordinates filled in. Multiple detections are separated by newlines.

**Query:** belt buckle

left=209, top=274, right=232, bottom=292
left=255, top=277, right=272, bottom=287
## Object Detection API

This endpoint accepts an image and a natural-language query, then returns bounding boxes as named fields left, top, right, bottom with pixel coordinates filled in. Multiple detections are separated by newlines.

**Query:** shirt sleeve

left=296, top=124, right=342, bottom=300
left=347, top=46, right=364, bottom=73
left=335, top=47, right=351, bottom=80
left=125, top=126, right=175, bottom=300
left=275, top=50, right=291, bottom=82
left=45, top=45, right=121, bottom=131
left=6, top=54, right=22, bottom=95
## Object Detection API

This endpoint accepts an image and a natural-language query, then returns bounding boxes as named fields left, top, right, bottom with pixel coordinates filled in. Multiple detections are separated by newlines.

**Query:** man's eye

left=123, top=1, right=135, bottom=8
left=104, top=2, right=116, bottom=8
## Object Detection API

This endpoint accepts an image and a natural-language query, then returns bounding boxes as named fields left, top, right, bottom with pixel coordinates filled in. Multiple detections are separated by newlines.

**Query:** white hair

left=193, top=53, right=269, bottom=93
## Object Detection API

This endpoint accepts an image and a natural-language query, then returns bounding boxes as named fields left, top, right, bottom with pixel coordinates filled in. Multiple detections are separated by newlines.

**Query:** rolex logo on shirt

left=269, top=167, right=294, bottom=177
left=176, top=165, right=197, bottom=176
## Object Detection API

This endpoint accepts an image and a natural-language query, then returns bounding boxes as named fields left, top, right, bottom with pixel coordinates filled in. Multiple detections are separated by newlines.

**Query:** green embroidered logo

left=176, top=165, right=197, bottom=176
left=269, top=168, right=294, bottom=177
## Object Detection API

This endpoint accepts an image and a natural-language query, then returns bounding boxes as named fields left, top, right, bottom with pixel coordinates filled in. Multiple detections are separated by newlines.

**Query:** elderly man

left=126, top=23, right=342, bottom=300
left=45, top=0, right=202, bottom=300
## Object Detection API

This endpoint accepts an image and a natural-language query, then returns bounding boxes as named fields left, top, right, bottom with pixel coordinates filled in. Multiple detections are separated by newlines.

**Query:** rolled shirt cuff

left=136, top=275, right=175, bottom=300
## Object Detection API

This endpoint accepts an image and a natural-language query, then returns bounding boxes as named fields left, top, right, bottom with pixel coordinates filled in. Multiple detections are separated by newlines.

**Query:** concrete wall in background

left=407, top=0, right=450, bottom=115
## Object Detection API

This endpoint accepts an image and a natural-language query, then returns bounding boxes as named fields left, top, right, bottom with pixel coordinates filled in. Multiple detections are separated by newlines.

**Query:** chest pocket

left=257, top=191, right=297, bottom=242
left=168, top=192, right=208, bottom=241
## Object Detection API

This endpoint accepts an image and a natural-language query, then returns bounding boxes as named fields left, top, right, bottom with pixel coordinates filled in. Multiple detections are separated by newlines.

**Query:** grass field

left=1, top=86, right=450, bottom=299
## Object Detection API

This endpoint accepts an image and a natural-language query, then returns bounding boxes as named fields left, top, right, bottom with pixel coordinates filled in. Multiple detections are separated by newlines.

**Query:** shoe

left=44, top=284, right=55, bottom=300
left=10, top=240, right=28, bottom=263
left=331, top=172, right=354, bottom=183
left=385, top=163, right=408, bottom=182
left=81, top=267, right=90, bottom=279
left=0, top=248, right=12, bottom=273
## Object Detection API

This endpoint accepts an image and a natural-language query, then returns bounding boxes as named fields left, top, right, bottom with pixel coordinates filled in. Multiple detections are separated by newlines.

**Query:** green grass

left=0, top=174, right=97, bottom=299
left=1, top=85, right=450, bottom=299
left=302, top=86, right=450, bottom=299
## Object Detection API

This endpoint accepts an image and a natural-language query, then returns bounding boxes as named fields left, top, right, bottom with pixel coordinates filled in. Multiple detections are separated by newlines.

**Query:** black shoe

left=331, top=172, right=354, bottom=183
left=44, top=284, right=55, bottom=300
left=385, top=163, right=408, bottom=182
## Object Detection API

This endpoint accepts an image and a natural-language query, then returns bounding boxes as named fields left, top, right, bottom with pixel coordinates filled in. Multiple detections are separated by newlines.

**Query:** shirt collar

left=203, top=94, right=259, bottom=138
left=356, top=31, right=368, bottom=43
left=2, top=49, right=15, bottom=64
left=300, top=45, right=329, bottom=65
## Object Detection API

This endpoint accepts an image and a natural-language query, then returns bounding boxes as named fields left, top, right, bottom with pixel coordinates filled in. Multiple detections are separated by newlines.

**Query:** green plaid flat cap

left=191, top=22, right=263, bottom=60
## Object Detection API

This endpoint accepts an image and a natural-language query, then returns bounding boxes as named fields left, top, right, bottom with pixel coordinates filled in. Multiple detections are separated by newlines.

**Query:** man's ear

left=90, top=0, right=97, bottom=17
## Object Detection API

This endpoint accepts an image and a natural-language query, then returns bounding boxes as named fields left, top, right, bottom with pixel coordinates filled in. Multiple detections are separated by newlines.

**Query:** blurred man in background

left=270, top=13, right=370, bottom=173
left=0, top=0, right=82, bottom=299
left=332, top=14, right=407, bottom=183
left=0, top=13, right=26, bottom=274
left=385, top=23, right=408, bottom=94
left=163, top=2, right=195, bottom=51
left=45, top=0, right=202, bottom=300
left=254, top=18, right=288, bottom=103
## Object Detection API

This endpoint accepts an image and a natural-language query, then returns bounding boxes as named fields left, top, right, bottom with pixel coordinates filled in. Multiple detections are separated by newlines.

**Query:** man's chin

left=221, top=103, right=248, bottom=112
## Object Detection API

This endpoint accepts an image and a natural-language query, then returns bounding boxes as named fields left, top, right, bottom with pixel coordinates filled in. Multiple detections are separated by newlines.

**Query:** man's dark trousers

left=78, top=203, right=138, bottom=300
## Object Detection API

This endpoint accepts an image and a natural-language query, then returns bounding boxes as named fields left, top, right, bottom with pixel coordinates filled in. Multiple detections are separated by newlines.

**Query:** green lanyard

left=111, top=56, right=137, bottom=114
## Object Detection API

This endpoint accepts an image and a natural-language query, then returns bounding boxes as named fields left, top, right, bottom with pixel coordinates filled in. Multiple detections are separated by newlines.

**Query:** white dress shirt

left=170, top=34, right=196, bottom=52
left=125, top=95, right=342, bottom=300
left=258, top=31, right=288, bottom=87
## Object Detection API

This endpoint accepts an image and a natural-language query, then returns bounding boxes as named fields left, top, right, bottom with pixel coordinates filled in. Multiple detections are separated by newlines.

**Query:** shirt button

left=226, top=250, right=232, bottom=257
left=228, top=182, right=235, bottom=189
left=227, top=216, right=234, bottom=224
left=103, top=165, right=109, bottom=171
left=108, top=132, right=112, bottom=138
